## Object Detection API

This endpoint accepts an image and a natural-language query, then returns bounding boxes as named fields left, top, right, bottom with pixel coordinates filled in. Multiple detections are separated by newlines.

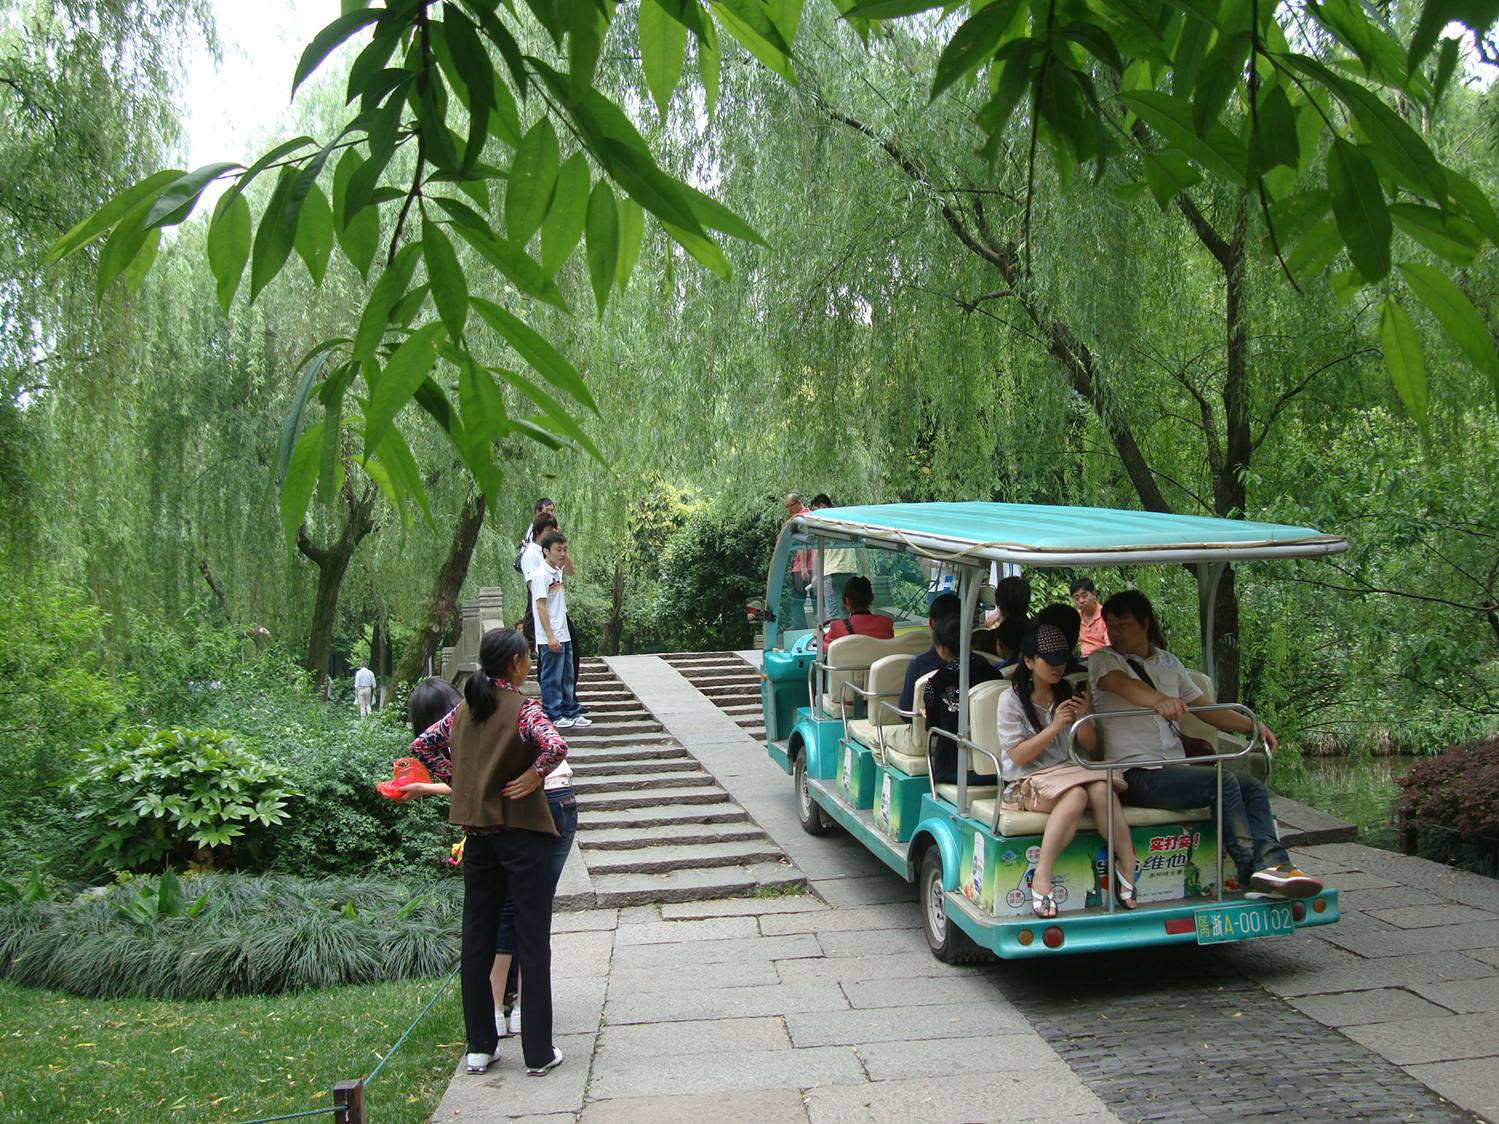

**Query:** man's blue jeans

left=538, top=641, right=580, bottom=719
left=1122, top=765, right=1289, bottom=884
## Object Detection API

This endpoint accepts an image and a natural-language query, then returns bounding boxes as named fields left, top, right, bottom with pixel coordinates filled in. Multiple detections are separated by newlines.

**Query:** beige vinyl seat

left=933, top=679, right=1009, bottom=806
left=845, top=653, right=913, bottom=759
left=817, top=629, right=933, bottom=719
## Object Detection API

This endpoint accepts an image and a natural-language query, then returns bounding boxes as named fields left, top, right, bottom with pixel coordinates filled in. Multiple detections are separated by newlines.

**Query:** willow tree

left=45, top=0, right=1497, bottom=548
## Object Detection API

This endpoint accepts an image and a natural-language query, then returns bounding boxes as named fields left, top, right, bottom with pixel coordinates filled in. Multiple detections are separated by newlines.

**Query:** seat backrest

left=866, top=653, right=913, bottom=727
left=966, top=679, right=1009, bottom=778
left=889, top=627, right=932, bottom=656
left=822, top=634, right=892, bottom=716
left=1178, top=669, right=1218, bottom=742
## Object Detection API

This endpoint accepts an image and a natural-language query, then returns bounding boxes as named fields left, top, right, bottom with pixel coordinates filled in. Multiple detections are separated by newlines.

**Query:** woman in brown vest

left=409, top=628, right=567, bottom=1077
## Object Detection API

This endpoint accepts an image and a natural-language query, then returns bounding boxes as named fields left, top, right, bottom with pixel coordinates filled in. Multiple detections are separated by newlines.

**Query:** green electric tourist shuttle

left=758, top=502, right=1346, bottom=961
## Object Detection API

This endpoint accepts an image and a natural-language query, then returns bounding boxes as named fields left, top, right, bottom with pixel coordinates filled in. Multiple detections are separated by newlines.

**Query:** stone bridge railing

left=439, top=586, right=505, bottom=685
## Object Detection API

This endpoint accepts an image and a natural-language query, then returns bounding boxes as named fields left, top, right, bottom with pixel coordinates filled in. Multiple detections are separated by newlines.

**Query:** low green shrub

left=0, top=872, right=459, bottom=999
left=71, top=728, right=296, bottom=871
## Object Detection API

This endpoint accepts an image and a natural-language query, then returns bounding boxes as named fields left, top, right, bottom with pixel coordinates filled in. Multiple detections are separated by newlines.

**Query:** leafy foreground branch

left=45, top=0, right=1499, bottom=534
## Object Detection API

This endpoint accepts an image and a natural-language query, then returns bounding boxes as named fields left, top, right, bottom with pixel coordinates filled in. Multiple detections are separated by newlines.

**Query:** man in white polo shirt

left=1088, top=589, right=1320, bottom=898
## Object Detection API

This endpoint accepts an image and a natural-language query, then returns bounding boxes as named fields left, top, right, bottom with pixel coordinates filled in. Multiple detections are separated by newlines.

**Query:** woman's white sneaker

left=526, top=1047, right=563, bottom=1076
left=465, top=1051, right=496, bottom=1074
left=507, top=1007, right=522, bottom=1036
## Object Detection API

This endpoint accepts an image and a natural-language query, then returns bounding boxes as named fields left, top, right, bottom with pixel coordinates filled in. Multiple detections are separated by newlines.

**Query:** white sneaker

left=495, top=1010, right=512, bottom=1038
left=526, top=1047, right=563, bottom=1076
left=508, top=1007, right=522, bottom=1036
left=465, top=1051, right=496, bottom=1074
left=553, top=716, right=575, bottom=728
left=568, top=715, right=592, bottom=727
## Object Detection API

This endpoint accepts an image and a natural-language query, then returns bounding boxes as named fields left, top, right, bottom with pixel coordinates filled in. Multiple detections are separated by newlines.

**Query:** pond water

left=1276, top=755, right=1420, bottom=851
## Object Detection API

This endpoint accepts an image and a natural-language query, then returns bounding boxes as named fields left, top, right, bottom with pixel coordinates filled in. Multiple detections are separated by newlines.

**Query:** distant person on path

left=780, top=492, right=812, bottom=630
left=1071, top=579, right=1110, bottom=656
left=530, top=531, right=588, bottom=728
left=810, top=494, right=859, bottom=609
left=1089, top=589, right=1321, bottom=898
left=407, top=628, right=567, bottom=1077
left=824, top=576, right=895, bottom=642
left=354, top=663, right=376, bottom=717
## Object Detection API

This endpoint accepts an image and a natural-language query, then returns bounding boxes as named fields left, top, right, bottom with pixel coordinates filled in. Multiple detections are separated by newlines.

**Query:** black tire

left=919, top=846, right=988, bottom=964
left=793, top=753, right=830, bottom=836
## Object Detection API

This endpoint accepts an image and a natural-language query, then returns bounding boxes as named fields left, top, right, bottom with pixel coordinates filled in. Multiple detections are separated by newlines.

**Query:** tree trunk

left=297, top=482, right=378, bottom=687
left=394, top=491, right=487, bottom=684
left=198, top=558, right=231, bottom=621
left=600, top=560, right=626, bottom=656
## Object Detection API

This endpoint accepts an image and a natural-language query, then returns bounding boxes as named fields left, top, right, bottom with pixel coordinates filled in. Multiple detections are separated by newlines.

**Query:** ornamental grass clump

left=0, top=873, right=459, bottom=999
left=70, top=728, right=296, bottom=871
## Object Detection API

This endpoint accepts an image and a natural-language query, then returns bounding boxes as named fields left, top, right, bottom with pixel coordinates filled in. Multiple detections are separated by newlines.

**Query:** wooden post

left=333, top=1079, right=365, bottom=1124
left=1398, top=806, right=1418, bottom=856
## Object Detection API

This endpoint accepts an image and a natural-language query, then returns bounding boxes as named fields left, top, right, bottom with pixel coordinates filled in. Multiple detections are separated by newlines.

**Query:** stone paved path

left=431, top=654, right=1499, bottom=1122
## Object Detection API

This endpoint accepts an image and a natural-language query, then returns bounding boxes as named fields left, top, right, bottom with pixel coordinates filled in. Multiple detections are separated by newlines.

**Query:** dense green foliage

left=1, top=873, right=457, bottom=999
left=0, top=976, right=460, bottom=1122
left=1398, top=735, right=1499, bottom=874
left=71, top=728, right=296, bottom=871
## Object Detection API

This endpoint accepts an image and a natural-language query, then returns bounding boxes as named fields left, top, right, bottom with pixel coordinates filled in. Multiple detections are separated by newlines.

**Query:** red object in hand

left=376, top=757, right=433, bottom=801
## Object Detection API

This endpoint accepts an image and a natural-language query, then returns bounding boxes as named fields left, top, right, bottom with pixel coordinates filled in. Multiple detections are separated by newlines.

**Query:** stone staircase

left=659, top=651, right=766, bottom=741
left=538, top=656, right=801, bottom=907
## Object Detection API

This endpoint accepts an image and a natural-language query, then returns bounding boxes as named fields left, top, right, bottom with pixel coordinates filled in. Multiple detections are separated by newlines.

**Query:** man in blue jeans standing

left=530, top=531, right=589, bottom=728
left=1088, top=589, right=1320, bottom=898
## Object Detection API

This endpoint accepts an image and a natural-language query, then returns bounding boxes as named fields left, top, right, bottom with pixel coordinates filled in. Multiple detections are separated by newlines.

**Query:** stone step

left=719, top=702, right=762, bottom=714
left=566, top=746, right=688, bottom=764
left=579, top=785, right=726, bottom=811
left=572, top=770, right=709, bottom=793
left=581, top=801, right=750, bottom=830
left=568, top=757, right=696, bottom=777
left=583, top=839, right=786, bottom=875
left=577, top=821, right=770, bottom=850
left=679, top=675, right=760, bottom=690
left=565, top=731, right=679, bottom=749
left=570, top=699, right=644, bottom=713
left=566, top=719, right=665, bottom=737
left=694, top=684, right=761, bottom=700
left=588, top=861, right=805, bottom=907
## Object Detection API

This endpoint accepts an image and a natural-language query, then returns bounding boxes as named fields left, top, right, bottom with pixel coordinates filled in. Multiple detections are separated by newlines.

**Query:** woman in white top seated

left=997, top=622, right=1139, bottom=918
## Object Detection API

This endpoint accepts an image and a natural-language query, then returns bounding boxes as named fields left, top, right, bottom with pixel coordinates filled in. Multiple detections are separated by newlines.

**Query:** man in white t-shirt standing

left=530, top=530, right=589, bottom=729
left=1088, top=589, right=1320, bottom=898
left=353, top=663, right=376, bottom=718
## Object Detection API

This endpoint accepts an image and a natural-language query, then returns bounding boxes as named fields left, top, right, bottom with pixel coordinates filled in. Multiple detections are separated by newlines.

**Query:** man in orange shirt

left=1071, top=579, right=1110, bottom=656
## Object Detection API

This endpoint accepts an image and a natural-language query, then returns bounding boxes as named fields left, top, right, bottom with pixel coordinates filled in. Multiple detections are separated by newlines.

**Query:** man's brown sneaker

left=1249, top=864, right=1323, bottom=898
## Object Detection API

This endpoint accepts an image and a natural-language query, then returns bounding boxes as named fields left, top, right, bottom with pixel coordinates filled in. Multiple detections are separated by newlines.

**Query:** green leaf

left=1119, top=90, right=1247, bottom=185
left=354, top=241, right=422, bottom=361
left=641, top=0, right=689, bottom=119
left=541, top=153, right=590, bottom=277
left=372, top=426, right=434, bottom=528
left=1251, top=84, right=1300, bottom=173
left=490, top=364, right=606, bottom=463
left=145, top=162, right=241, bottom=229
left=713, top=0, right=797, bottom=82
left=472, top=296, right=598, bottom=413
left=1390, top=203, right=1481, bottom=266
left=1284, top=217, right=1342, bottom=280
left=423, top=222, right=470, bottom=340
left=207, top=192, right=251, bottom=313
left=250, top=166, right=300, bottom=301
left=1399, top=262, right=1499, bottom=406
left=617, top=197, right=645, bottom=292
left=219, top=137, right=317, bottom=212
left=682, top=183, right=769, bottom=247
left=293, top=9, right=382, bottom=96
left=1379, top=297, right=1428, bottom=432
left=931, top=0, right=1022, bottom=101
left=1445, top=169, right=1499, bottom=247
left=459, top=356, right=509, bottom=449
left=585, top=180, right=619, bottom=316
left=45, top=168, right=184, bottom=263
left=699, top=17, right=721, bottom=119
left=1431, top=36, right=1461, bottom=104
left=1142, top=150, right=1202, bottom=206
left=94, top=195, right=158, bottom=301
left=433, top=196, right=569, bottom=309
left=280, top=422, right=324, bottom=545
left=506, top=118, right=560, bottom=246
left=276, top=347, right=339, bottom=489
left=1327, top=139, right=1390, bottom=282
left=317, top=390, right=344, bottom=508
left=364, top=322, right=446, bottom=454
left=123, top=228, right=161, bottom=291
left=332, top=148, right=380, bottom=279
left=294, top=183, right=335, bottom=285
left=391, top=282, right=429, bottom=327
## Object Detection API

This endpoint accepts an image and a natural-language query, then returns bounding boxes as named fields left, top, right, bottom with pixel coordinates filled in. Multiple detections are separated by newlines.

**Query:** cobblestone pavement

left=429, top=656, right=1499, bottom=1122
left=1001, top=945, right=1478, bottom=1122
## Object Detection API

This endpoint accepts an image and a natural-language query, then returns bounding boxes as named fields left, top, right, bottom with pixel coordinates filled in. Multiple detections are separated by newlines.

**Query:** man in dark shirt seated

left=923, top=613, right=1004, bottom=784
left=898, top=592, right=960, bottom=714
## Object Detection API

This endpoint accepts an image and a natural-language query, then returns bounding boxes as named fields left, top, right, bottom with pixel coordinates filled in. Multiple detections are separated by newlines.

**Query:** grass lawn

left=0, top=976, right=464, bottom=1123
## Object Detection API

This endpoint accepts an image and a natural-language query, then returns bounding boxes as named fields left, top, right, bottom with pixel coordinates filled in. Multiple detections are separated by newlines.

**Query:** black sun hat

left=1022, top=622, right=1072, bottom=667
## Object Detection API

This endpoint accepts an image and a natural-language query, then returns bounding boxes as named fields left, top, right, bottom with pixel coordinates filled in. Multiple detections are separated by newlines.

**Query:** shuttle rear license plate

left=1194, top=900, right=1295, bottom=944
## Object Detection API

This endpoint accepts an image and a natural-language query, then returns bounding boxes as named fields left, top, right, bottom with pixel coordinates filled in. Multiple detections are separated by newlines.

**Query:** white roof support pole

left=956, top=565, right=982, bottom=811
left=1196, top=561, right=1227, bottom=688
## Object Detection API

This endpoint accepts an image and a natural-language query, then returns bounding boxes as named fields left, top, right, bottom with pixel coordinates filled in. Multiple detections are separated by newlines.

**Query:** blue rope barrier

left=365, top=959, right=462, bottom=1086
